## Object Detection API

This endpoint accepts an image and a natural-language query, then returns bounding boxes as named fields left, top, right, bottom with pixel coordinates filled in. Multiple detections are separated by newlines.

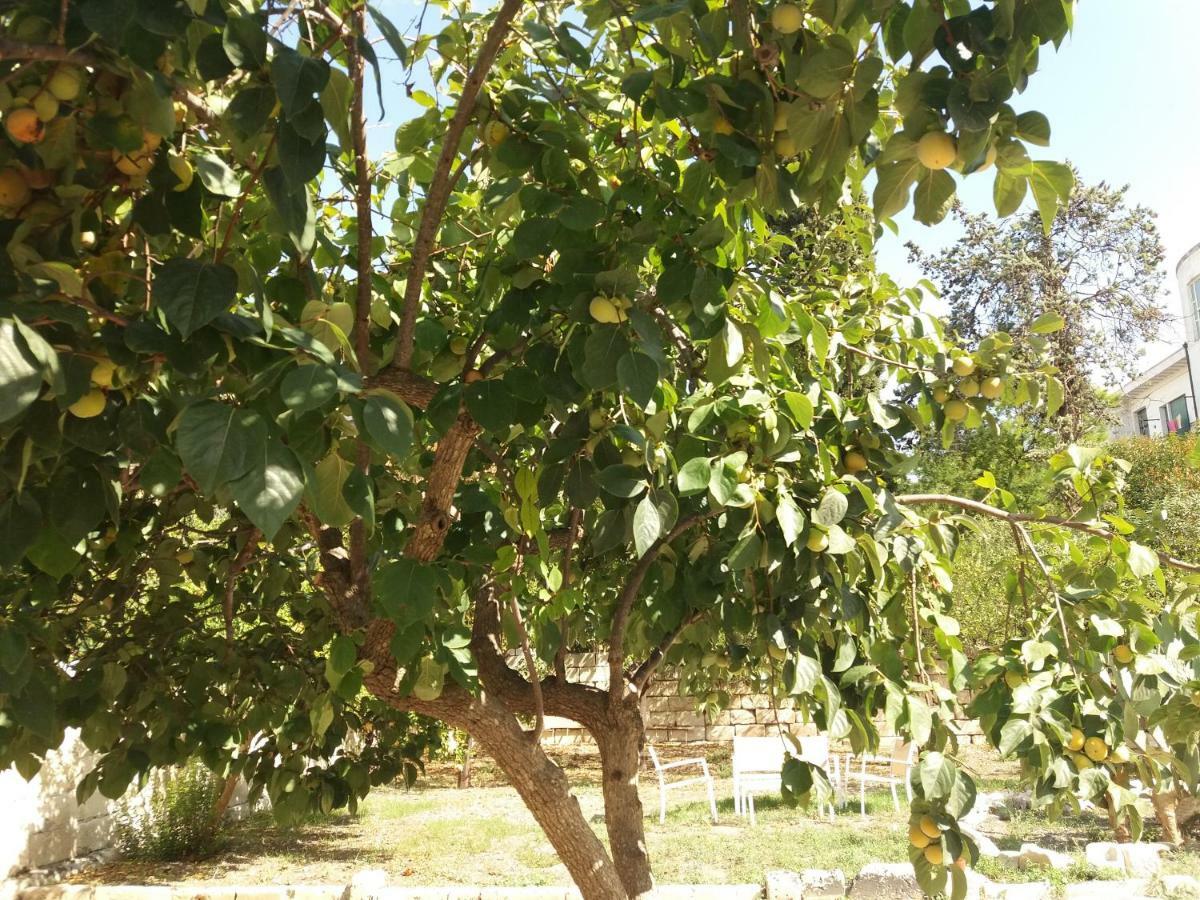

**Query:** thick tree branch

left=393, top=0, right=524, bottom=369
left=223, top=528, right=261, bottom=645
left=630, top=608, right=702, bottom=691
left=897, top=493, right=1200, bottom=574
left=347, top=7, right=374, bottom=597
left=607, top=511, right=716, bottom=698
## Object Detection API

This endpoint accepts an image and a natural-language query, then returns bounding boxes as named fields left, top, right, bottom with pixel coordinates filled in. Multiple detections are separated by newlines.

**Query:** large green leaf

left=281, top=364, right=339, bottom=413
left=0, top=319, right=43, bottom=423
left=230, top=439, right=305, bottom=540
left=307, top=453, right=356, bottom=527
left=617, top=351, right=659, bottom=409
left=363, top=391, right=415, bottom=459
left=155, top=259, right=238, bottom=338
left=175, top=401, right=265, bottom=493
left=271, top=49, right=330, bottom=119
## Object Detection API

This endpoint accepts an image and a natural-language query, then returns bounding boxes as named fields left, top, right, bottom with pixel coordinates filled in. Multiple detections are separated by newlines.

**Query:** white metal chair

left=733, top=733, right=839, bottom=825
left=646, top=744, right=718, bottom=824
left=842, top=736, right=915, bottom=816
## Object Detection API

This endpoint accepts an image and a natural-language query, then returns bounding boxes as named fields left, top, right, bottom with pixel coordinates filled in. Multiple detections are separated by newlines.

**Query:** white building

left=1113, top=243, right=1200, bottom=437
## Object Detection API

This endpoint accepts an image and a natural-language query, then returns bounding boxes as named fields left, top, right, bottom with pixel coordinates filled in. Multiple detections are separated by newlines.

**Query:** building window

left=1167, top=394, right=1192, bottom=433
left=1135, top=407, right=1150, bottom=436
left=1191, top=279, right=1200, bottom=342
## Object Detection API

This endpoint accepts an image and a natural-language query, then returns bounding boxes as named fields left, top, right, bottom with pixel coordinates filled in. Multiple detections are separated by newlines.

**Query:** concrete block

left=848, top=863, right=922, bottom=899
left=93, top=889, right=172, bottom=900
left=340, top=870, right=387, bottom=900
left=981, top=884, right=1051, bottom=900
left=728, top=710, right=756, bottom=725
left=766, top=869, right=845, bottom=899
left=1161, top=874, right=1200, bottom=897
left=19, top=888, right=96, bottom=900
left=1017, top=843, right=1073, bottom=870
left=670, top=711, right=704, bottom=728
left=1062, top=881, right=1148, bottom=900
left=705, top=726, right=735, bottom=743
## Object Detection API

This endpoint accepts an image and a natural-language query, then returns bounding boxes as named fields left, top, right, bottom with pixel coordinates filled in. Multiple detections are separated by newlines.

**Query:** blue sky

left=367, top=1, right=1200, bottom=361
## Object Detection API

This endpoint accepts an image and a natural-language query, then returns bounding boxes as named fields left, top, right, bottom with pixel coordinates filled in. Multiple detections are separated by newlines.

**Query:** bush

left=1108, top=434, right=1200, bottom=510
left=114, top=760, right=225, bottom=861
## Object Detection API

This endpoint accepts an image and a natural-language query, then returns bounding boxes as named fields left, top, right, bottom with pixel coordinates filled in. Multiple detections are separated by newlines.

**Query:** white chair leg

left=890, top=779, right=899, bottom=812
left=860, top=762, right=867, bottom=817
left=705, top=773, right=718, bottom=824
left=734, top=774, right=741, bottom=816
left=659, top=781, right=667, bottom=824
left=748, top=793, right=756, bottom=827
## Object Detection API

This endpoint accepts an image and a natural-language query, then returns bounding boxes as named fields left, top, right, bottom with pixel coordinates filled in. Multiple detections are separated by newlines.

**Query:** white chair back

left=888, top=739, right=915, bottom=777
left=797, top=734, right=830, bottom=767
left=732, top=734, right=790, bottom=779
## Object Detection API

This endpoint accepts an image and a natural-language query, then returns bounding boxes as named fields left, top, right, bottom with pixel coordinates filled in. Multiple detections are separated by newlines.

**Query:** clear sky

left=367, top=1, right=1200, bottom=363
left=879, top=0, right=1200, bottom=365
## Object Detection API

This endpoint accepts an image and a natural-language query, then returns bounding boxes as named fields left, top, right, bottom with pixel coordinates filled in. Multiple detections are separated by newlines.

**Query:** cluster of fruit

left=930, top=355, right=1006, bottom=424
left=0, top=62, right=193, bottom=219
left=1063, top=725, right=1130, bottom=770
left=908, top=815, right=968, bottom=870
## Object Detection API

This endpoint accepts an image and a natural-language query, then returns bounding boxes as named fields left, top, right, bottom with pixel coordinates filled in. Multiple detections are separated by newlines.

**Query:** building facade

left=1113, top=243, right=1200, bottom=437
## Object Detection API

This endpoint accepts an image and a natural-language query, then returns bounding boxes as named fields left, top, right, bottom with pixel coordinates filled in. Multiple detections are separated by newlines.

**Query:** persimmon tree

left=3, top=1, right=1199, bottom=898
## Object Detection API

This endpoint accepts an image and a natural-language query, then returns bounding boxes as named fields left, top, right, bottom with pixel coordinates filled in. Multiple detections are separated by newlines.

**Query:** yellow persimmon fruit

left=0, top=167, right=32, bottom=209
left=806, top=531, right=829, bottom=553
left=917, top=131, right=957, bottom=170
left=981, top=376, right=1004, bottom=400
left=589, top=296, right=624, bottom=324
left=923, top=844, right=944, bottom=866
left=46, top=67, right=83, bottom=102
left=1067, top=728, right=1084, bottom=752
left=771, top=3, right=804, bottom=34
left=959, top=378, right=981, bottom=398
left=951, top=355, right=976, bottom=377
left=89, top=359, right=117, bottom=388
left=1084, top=737, right=1108, bottom=763
left=944, top=399, right=969, bottom=422
left=909, top=825, right=931, bottom=849
left=713, top=117, right=734, bottom=136
left=32, top=92, right=58, bottom=122
left=5, top=106, right=44, bottom=143
left=844, top=451, right=868, bottom=473
left=1113, top=644, right=1134, bottom=665
left=774, top=132, right=798, bottom=159
left=167, top=153, right=194, bottom=192
left=482, top=120, right=509, bottom=148
left=68, top=389, right=107, bottom=418
left=919, top=815, right=941, bottom=839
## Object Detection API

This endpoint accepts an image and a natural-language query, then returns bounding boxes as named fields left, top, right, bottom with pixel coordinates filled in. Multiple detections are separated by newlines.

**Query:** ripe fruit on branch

left=944, top=399, right=969, bottom=423
left=980, top=376, right=1004, bottom=400
left=931, top=385, right=951, bottom=404
left=713, top=117, right=734, bottom=135
left=1003, top=670, right=1025, bottom=690
left=0, top=168, right=32, bottom=210
left=167, top=153, right=194, bottom=192
left=771, top=3, right=804, bottom=34
left=774, top=132, right=798, bottom=159
left=923, top=845, right=943, bottom=866
left=113, top=148, right=154, bottom=178
left=589, top=296, right=626, bottom=324
left=482, top=120, right=509, bottom=148
left=1083, top=737, right=1108, bottom=763
left=844, top=450, right=868, bottom=473
left=89, top=358, right=117, bottom=388
left=909, top=825, right=931, bottom=849
left=919, top=815, right=940, bottom=839
left=68, top=390, right=107, bottom=418
left=32, top=92, right=58, bottom=122
left=959, top=378, right=980, bottom=398
left=806, top=531, right=829, bottom=553
left=46, top=67, right=83, bottom=102
left=448, top=336, right=469, bottom=356
left=1113, top=644, right=1134, bottom=665
left=463, top=369, right=484, bottom=384
left=951, top=355, right=976, bottom=377
left=917, top=131, right=957, bottom=170
left=1067, top=728, right=1085, bottom=752
left=5, top=107, right=44, bottom=144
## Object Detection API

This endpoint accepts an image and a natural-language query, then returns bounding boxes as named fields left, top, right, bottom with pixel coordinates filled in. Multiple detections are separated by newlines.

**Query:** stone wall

left=537, top=652, right=986, bottom=746
left=0, top=728, right=256, bottom=879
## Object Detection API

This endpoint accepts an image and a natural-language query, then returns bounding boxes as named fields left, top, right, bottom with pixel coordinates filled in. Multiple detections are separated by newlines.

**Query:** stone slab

left=848, top=863, right=922, bottom=899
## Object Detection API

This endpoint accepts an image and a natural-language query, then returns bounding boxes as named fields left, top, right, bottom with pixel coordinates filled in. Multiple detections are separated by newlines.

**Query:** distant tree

left=909, top=180, right=1167, bottom=442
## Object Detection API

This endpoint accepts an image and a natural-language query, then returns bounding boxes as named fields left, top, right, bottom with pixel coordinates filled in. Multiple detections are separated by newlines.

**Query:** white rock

left=1062, top=881, right=1149, bottom=900
left=1018, top=843, right=1073, bottom=870
left=994, top=850, right=1022, bottom=869
left=340, top=870, right=387, bottom=900
left=1084, top=841, right=1126, bottom=871
left=982, top=883, right=1051, bottom=900
left=801, top=870, right=846, bottom=899
left=1161, top=874, right=1200, bottom=897
left=847, top=863, right=922, bottom=899
left=963, top=825, right=1001, bottom=858
left=764, top=871, right=803, bottom=900
left=1121, top=842, right=1170, bottom=877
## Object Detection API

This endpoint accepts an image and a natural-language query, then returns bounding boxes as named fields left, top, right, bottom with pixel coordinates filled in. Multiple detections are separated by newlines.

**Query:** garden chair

left=732, top=733, right=838, bottom=825
left=842, top=736, right=915, bottom=816
left=646, top=744, right=718, bottom=824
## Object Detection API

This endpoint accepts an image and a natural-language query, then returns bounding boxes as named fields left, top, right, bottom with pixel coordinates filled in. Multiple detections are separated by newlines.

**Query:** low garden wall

left=0, top=729, right=256, bottom=879
left=538, top=652, right=987, bottom=746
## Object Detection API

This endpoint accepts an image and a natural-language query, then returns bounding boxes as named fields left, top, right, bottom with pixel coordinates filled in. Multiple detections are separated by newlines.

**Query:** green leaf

left=633, top=494, right=664, bottom=557
left=308, top=453, right=356, bottom=527
left=783, top=392, right=814, bottom=429
left=1015, top=111, right=1051, bottom=146
left=993, top=169, right=1028, bottom=218
left=617, top=351, right=659, bottom=409
left=363, top=391, right=415, bottom=459
left=0, top=319, right=43, bottom=423
left=1030, top=312, right=1065, bottom=334
left=271, top=49, right=330, bottom=119
left=794, top=46, right=854, bottom=98
left=727, top=532, right=761, bottom=569
left=320, top=68, right=354, bottom=152
left=873, top=159, right=922, bottom=219
left=126, top=72, right=175, bottom=139
left=281, top=364, right=339, bottom=413
left=368, top=4, right=408, bottom=66
left=155, top=259, right=237, bottom=338
left=813, top=489, right=848, bottom=527
left=906, top=695, right=932, bottom=746
left=1126, top=542, right=1159, bottom=578
left=223, top=15, right=268, bottom=69
left=175, top=402, right=265, bottom=494
left=195, top=152, right=242, bottom=197
left=329, top=635, right=357, bottom=675
left=264, top=167, right=315, bottom=254
left=596, top=464, right=646, bottom=498
left=230, top=438, right=305, bottom=540
left=375, top=559, right=439, bottom=626
left=464, top=379, right=516, bottom=434
left=912, top=169, right=956, bottom=225
left=999, top=718, right=1032, bottom=756
left=677, top=457, right=711, bottom=496
left=790, top=655, right=821, bottom=694
left=776, top=492, right=803, bottom=547
left=226, top=86, right=276, bottom=140
left=1028, top=160, right=1074, bottom=233
left=919, top=751, right=956, bottom=801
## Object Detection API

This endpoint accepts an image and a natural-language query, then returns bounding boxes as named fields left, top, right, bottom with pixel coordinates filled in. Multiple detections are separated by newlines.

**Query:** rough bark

left=596, top=699, right=655, bottom=899
left=1105, top=792, right=1132, bottom=843
left=210, top=772, right=239, bottom=830
left=1152, top=788, right=1182, bottom=846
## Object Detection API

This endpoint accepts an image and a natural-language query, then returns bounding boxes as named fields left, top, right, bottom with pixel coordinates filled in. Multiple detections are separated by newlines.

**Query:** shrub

left=114, top=760, right=224, bottom=861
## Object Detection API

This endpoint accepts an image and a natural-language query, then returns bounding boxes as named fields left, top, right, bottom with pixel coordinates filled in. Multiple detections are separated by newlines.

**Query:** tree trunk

left=210, top=773, right=239, bottom=830
left=468, top=693, right=629, bottom=900
left=596, top=699, right=655, bottom=899
left=1105, top=792, right=1132, bottom=843
left=457, top=734, right=473, bottom=789
left=1152, top=787, right=1182, bottom=846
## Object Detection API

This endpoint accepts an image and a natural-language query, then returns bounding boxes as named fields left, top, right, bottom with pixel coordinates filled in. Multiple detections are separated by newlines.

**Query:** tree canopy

left=2, top=1, right=1198, bottom=898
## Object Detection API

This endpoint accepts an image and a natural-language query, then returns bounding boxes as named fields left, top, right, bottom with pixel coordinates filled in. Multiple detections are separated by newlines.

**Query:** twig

left=506, top=590, right=545, bottom=743
left=223, top=528, right=261, bottom=645
left=214, top=134, right=277, bottom=264
left=897, top=493, right=1200, bottom=574
left=554, top=507, right=582, bottom=680
left=394, top=0, right=525, bottom=370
